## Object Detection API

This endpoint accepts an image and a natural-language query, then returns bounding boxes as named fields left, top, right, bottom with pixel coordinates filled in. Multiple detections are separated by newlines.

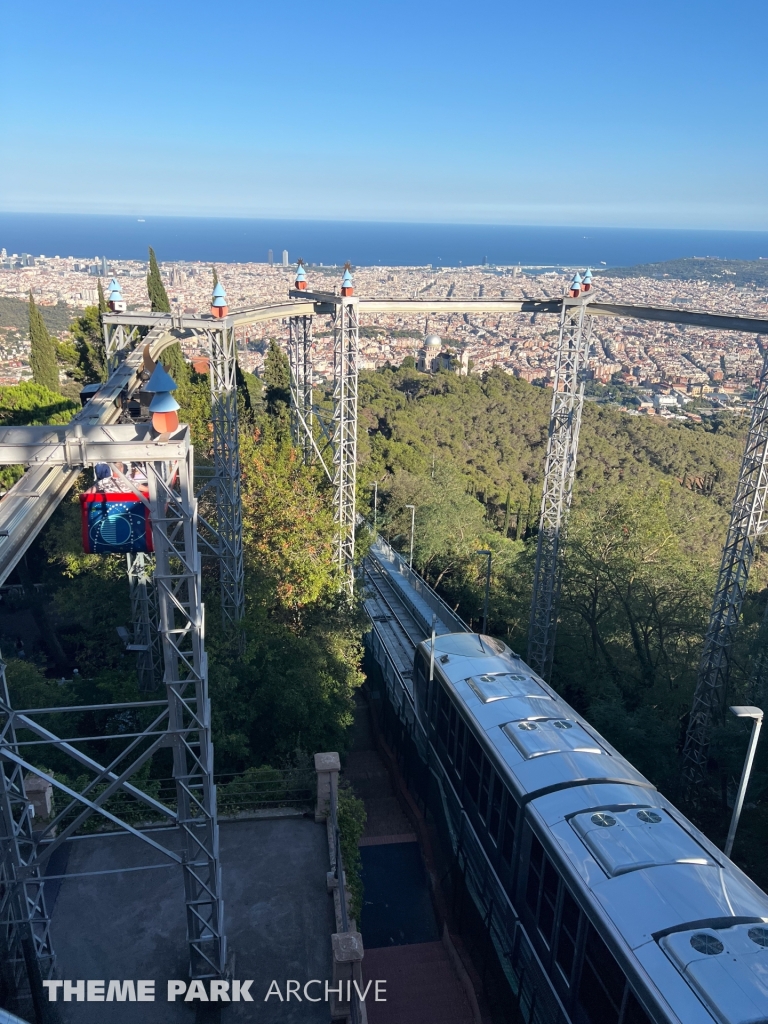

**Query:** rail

left=368, top=534, right=469, bottom=636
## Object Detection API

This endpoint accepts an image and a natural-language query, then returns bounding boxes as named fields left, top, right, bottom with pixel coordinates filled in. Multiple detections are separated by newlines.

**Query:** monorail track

left=363, top=554, right=426, bottom=689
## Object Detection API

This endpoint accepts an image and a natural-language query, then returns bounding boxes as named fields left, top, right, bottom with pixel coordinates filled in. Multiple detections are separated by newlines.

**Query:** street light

left=405, top=505, right=416, bottom=569
left=724, top=705, right=763, bottom=858
left=476, top=550, right=491, bottom=635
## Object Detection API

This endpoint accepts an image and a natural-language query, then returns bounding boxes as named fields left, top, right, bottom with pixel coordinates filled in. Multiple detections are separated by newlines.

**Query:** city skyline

left=1, top=1, right=766, bottom=230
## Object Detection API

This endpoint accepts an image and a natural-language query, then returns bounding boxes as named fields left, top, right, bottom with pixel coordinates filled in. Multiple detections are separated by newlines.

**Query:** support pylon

left=0, top=661, right=54, bottom=1023
left=682, top=347, right=768, bottom=795
left=127, top=552, right=162, bottom=691
left=332, top=273, right=359, bottom=597
left=289, top=315, right=314, bottom=465
left=527, top=282, right=593, bottom=680
left=204, top=323, right=244, bottom=626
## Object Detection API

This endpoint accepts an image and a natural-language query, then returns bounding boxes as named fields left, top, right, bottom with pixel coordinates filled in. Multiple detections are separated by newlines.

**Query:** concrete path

left=47, top=816, right=334, bottom=1023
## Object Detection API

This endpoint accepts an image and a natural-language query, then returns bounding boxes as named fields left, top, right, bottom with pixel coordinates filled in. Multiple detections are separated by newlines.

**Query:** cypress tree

left=97, top=279, right=108, bottom=315
left=212, top=266, right=219, bottom=289
left=161, top=342, right=188, bottom=384
left=146, top=246, right=171, bottom=313
left=263, top=339, right=291, bottom=415
left=28, top=292, right=59, bottom=393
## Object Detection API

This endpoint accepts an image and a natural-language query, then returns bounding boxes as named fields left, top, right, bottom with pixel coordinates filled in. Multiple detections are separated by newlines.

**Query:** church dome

left=425, top=334, right=442, bottom=348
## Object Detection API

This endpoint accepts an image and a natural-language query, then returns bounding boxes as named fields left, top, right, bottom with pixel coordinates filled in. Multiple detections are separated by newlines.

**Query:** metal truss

left=682, top=349, right=768, bottom=793
left=200, top=325, right=244, bottom=627
left=103, top=322, right=141, bottom=376
left=0, top=425, right=226, bottom=997
left=527, top=296, right=593, bottom=680
left=127, top=552, right=162, bottom=691
left=0, top=661, right=54, bottom=1023
left=331, top=298, right=360, bottom=597
left=289, top=315, right=315, bottom=465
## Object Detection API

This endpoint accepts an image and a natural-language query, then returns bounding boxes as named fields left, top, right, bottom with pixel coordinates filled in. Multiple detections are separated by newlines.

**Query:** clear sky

left=1, top=0, right=766, bottom=229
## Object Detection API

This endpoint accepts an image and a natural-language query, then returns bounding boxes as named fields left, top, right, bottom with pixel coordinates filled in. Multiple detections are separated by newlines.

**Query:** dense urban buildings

left=0, top=251, right=765, bottom=419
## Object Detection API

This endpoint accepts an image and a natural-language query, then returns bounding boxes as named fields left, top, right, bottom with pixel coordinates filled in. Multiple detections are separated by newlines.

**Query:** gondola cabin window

left=80, top=491, right=152, bottom=554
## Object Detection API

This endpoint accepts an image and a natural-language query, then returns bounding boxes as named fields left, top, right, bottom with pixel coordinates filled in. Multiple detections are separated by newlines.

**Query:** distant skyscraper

left=101, top=255, right=108, bottom=276
left=282, top=250, right=289, bottom=267
left=268, top=249, right=273, bottom=266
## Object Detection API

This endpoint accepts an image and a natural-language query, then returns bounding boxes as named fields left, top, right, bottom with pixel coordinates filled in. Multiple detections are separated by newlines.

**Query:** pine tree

left=28, top=292, right=59, bottom=393
left=97, top=279, right=108, bottom=315
left=146, top=246, right=171, bottom=313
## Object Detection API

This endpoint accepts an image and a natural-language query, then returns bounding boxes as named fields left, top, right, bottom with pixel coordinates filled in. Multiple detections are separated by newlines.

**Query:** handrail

left=328, top=781, right=361, bottom=1024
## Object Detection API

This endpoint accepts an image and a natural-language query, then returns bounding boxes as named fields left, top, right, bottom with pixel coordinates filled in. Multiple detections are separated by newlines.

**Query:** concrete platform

left=47, top=817, right=334, bottom=1023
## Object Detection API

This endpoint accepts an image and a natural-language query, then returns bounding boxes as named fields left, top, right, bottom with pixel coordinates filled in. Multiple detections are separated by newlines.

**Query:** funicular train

left=405, top=631, right=768, bottom=1024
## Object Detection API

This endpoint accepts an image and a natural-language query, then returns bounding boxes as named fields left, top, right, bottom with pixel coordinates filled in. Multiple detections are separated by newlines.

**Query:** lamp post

left=476, top=550, right=491, bottom=635
left=405, top=505, right=416, bottom=569
left=724, top=705, right=763, bottom=858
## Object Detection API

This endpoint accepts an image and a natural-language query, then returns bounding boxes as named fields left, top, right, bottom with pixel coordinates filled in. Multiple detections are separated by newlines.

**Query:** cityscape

left=1, top=249, right=765, bottom=421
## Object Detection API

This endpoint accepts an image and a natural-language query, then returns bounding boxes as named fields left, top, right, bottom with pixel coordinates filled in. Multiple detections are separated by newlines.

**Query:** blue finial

left=295, top=265, right=306, bottom=282
left=583, top=268, right=593, bottom=283
left=342, top=268, right=353, bottom=286
left=570, top=272, right=582, bottom=289
left=144, top=364, right=178, bottom=394
left=149, top=391, right=181, bottom=413
left=212, top=282, right=226, bottom=299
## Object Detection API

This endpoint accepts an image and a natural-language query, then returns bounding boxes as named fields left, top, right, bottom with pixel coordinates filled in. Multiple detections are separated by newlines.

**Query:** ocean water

left=2, top=212, right=768, bottom=269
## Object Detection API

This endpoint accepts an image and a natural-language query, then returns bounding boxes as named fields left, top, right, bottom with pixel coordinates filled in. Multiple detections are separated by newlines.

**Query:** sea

left=2, top=212, right=768, bottom=269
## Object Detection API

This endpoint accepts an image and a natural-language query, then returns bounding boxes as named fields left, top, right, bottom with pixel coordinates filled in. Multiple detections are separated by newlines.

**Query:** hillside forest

left=2, top=284, right=768, bottom=887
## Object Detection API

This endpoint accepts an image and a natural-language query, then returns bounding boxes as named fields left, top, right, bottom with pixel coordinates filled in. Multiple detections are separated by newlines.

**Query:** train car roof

left=418, top=633, right=768, bottom=1024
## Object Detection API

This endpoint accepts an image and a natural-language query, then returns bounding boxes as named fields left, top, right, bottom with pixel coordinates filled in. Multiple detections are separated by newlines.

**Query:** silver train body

left=412, top=632, right=768, bottom=1024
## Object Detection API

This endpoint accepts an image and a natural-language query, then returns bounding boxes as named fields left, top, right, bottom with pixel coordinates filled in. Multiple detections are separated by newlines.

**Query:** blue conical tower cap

left=212, top=282, right=226, bottom=299
left=212, top=296, right=227, bottom=307
left=149, top=391, right=181, bottom=413
left=109, top=281, right=123, bottom=297
left=145, top=364, right=178, bottom=393
left=583, top=268, right=593, bottom=283
left=570, top=272, right=582, bottom=288
left=342, top=268, right=353, bottom=285
left=109, top=278, right=120, bottom=291
left=295, top=265, right=306, bottom=281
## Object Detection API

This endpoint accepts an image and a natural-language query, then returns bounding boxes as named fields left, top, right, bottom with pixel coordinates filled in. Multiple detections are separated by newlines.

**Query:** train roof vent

left=570, top=807, right=714, bottom=878
left=661, top=924, right=768, bottom=1024
left=502, top=718, right=604, bottom=759
left=467, top=673, right=549, bottom=704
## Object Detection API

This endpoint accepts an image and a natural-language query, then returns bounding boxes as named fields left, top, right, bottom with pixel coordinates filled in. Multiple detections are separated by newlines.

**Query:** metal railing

left=328, top=780, right=362, bottom=1024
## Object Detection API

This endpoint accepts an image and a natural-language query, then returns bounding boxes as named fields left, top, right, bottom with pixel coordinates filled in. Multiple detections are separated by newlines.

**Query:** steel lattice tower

left=331, top=296, right=360, bottom=596
left=127, top=552, right=162, bottom=691
left=0, top=660, right=55, bottom=1023
left=527, top=292, right=593, bottom=680
left=289, top=315, right=315, bottom=465
left=0, top=425, right=227, bottom=998
left=204, top=324, right=245, bottom=626
left=682, top=348, right=768, bottom=793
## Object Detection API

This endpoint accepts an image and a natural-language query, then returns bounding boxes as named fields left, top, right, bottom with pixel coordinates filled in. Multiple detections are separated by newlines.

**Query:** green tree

left=28, top=292, right=59, bottom=392
left=263, top=339, right=291, bottom=416
left=67, top=306, right=106, bottom=383
left=146, top=246, right=171, bottom=313
left=97, top=279, right=108, bottom=315
left=212, top=266, right=219, bottom=289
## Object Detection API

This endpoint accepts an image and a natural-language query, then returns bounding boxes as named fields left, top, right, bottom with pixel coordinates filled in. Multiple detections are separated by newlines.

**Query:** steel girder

left=103, top=322, right=141, bottom=376
left=289, top=315, right=315, bottom=465
left=331, top=299, right=360, bottom=597
left=202, top=325, right=244, bottom=627
left=0, top=661, right=54, bottom=1022
left=527, top=297, right=593, bottom=681
left=127, top=552, right=162, bottom=692
left=682, top=349, right=768, bottom=793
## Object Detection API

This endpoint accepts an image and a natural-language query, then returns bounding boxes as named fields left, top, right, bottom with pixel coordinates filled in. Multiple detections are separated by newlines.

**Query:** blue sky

left=1, top=1, right=766, bottom=229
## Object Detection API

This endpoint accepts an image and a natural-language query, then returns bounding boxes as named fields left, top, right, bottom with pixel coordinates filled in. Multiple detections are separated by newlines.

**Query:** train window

left=438, top=688, right=450, bottom=745
left=465, top=735, right=482, bottom=804
left=480, top=758, right=492, bottom=819
left=456, top=718, right=467, bottom=776
left=488, top=774, right=502, bottom=842
left=526, top=834, right=544, bottom=913
left=577, top=922, right=625, bottom=1024
left=501, top=794, right=517, bottom=864
left=539, top=857, right=559, bottom=946
left=448, top=703, right=458, bottom=762
left=555, top=888, right=579, bottom=982
left=622, top=990, right=653, bottom=1024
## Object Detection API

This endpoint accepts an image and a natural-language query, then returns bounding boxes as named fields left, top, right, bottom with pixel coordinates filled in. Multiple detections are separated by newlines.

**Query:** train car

left=412, top=631, right=768, bottom=1024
